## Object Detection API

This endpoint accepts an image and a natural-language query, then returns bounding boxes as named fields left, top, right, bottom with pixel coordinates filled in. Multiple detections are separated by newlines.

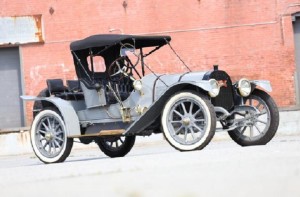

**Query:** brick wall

left=1, top=0, right=300, bottom=125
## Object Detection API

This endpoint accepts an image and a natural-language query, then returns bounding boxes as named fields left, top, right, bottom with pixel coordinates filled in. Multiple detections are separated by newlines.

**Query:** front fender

left=21, top=96, right=80, bottom=136
left=251, top=80, right=272, bottom=92
left=125, top=82, right=211, bottom=135
left=154, top=80, right=212, bottom=101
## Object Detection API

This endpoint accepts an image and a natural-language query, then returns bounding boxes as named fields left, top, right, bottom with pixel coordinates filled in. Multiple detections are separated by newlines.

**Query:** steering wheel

left=108, top=56, right=140, bottom=82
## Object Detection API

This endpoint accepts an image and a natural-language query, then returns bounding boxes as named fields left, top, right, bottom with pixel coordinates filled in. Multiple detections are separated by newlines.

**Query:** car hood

left=152, top=71, right=208, bottom=86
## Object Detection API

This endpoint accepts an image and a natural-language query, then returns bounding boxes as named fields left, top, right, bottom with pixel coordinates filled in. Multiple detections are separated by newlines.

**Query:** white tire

left=30, top=108, right=73, bottom=164
left=161, top=91, right=216, bottom=151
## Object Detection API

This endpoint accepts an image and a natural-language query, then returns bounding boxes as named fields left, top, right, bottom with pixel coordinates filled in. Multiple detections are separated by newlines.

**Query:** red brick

left=1, top=0, right=300, bottom=125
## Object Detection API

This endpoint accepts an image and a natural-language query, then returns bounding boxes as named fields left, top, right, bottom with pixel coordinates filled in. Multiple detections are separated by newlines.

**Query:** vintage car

left=21, top=34, right=279, bottom=164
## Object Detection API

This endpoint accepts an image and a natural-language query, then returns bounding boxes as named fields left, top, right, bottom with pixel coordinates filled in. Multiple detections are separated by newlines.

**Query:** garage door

left=293, top=15, right=300, bottom=105
left=0, top=47, right=24, bottom=128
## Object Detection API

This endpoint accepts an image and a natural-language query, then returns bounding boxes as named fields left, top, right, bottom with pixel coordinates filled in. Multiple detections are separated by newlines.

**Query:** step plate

left=69, top=129, right=125, bottom=138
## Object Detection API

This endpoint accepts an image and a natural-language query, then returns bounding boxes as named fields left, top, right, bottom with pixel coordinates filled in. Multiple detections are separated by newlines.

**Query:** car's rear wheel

left=30, top=107, right=73, bottom=164
left=95, top=136, right=135, bottom=158
left=228, top=89, right=279, bottom=146
left=161, top=91, right=216, bottom=151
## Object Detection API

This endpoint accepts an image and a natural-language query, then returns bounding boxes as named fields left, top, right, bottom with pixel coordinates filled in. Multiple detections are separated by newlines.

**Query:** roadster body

left=21, top=34, right=279, bottom=164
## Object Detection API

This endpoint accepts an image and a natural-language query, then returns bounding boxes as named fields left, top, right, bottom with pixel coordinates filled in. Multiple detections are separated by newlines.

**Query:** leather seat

left=47, top=79, right=84, bottom=101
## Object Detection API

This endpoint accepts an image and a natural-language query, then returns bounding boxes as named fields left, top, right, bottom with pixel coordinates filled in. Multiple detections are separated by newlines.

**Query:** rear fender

left=21, top=96, right=80, bottom=136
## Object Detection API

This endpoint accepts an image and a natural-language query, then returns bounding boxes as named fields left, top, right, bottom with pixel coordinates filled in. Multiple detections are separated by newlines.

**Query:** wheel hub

left=182, top=117, right=191, bottom=126
left=246, top=112, right=258, bottom=126
left=45, top=131, right=54, bottom=141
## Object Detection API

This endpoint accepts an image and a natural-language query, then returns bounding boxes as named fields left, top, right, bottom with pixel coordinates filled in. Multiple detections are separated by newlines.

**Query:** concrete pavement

left=0, top=135, right=299, bottom=197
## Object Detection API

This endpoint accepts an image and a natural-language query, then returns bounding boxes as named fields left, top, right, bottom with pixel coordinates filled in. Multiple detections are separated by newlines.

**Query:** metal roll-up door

left=293, top=15, right=300, bottom=105
left=0, top=47, right=24, bottom=128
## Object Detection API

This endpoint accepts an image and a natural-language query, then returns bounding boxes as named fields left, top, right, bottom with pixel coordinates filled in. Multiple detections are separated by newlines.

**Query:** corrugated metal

left=0, top=47, right=24, bottom=128
left=293, top=18, right=300, bottom=105
left=0, top=15, right=43, bottom=45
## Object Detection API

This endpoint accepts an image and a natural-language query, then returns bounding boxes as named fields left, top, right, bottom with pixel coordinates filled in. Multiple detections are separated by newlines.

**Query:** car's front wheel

left=30, top=108, right=73, bottom=164
left=95, top=136, right=135, bottom=158
left=161, top=91, right=216, bottom=151
left=228, top=89, right=279, bottom=146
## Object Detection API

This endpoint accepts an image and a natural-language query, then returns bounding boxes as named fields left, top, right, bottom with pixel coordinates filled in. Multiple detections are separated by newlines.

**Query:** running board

left=69, top=129, right=125, bottom=138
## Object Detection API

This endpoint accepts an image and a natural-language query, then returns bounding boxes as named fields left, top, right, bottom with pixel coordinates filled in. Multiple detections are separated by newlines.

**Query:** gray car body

left=21, top=71, right=272, bottom=137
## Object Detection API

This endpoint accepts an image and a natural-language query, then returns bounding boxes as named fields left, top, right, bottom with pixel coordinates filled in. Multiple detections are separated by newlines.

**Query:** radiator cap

left=213, top=65, right=219, bottom=71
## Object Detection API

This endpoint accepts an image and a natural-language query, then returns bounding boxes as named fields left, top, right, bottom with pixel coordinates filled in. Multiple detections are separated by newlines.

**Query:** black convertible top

left=70, top=34, right=171, bottom=51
